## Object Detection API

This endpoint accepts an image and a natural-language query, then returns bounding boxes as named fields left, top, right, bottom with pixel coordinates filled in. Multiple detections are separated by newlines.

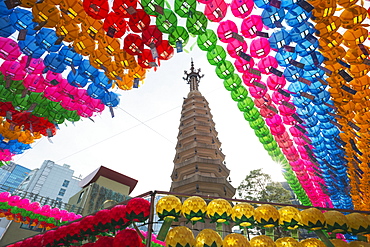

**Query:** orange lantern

left=314, top=16, right=341, bottom=38
left=115, top=50, right=138, bottom=69
left=56, top=19, right=80, bottom=42
left=73, top=34, right=96, bottom=56
left=32, top=2, right=61, bottom=28
left=89, top=49, right=112, bottom=70
left=339, top=5, right=367, bottom=29
left=342, top=27, right=368, bottom=48
left=319, top=32, right=343, bottom=52
left=345, top=45, right=369, bottom=64
left=81, top=16, right=104, bottom=39
left=105, top=62, right=124, bottom=81
left=312, top=0, right=336, bottom=22
left=60, top=0, right=87, bottom=24
left=97, top=35, right=121, bottom=56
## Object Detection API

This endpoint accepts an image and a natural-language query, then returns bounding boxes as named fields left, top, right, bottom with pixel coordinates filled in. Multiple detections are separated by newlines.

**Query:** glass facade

left=0, top=163, right=30, bottom=193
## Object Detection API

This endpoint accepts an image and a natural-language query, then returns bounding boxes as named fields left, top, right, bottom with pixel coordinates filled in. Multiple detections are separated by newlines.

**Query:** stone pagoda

left=170, top=60, right=235, bottom=199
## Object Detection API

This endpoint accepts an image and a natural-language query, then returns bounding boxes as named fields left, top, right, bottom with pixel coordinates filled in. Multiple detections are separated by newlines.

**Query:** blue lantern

left=253, top=0, right=270, bottom=9
left=43, top=53, right=67, bottom=73
left=0, top=16, right=15, bottom=37
left=299, top=52, right=325, bottom=70
left=67, top=70, right=89, bottom=88
left=295, top=39, right=319, bottom=56
left=285, top=4, right=311, bottom=27
left=18, top=35, right=46, bottom=58
left=312, top=90, right=330, bottom=105
left=35, top=28, right=62, bottom=52
left=289, top=22, right=315, bottom=42
left=293, top=95, right=311, bottom=107
left=283, top=66, right=303, bottom=82
left=275, top=49, right=297, bottom=67
left=0, top=0, right=13, bottom=17
left=102, top=91, right=120, bottom=107
left=261, top=6, right=286, bottom=28
left=9, top=8, right=38, bottom=35
left=87, top=83, right=106, bottom=99
left=59, top=46, right=83, bottom=67
left=269, top=30, right=291, bottom=51
left=93, top=72, right=113, bottom=90
left=288, top=81, right=308, bottom=95
left=78, top=60, right=99, bottom=79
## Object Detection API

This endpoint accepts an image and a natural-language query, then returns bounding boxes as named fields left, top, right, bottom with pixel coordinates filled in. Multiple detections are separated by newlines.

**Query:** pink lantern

left=270, top=123, right=286, bottom=136
left=45, top=71, right=63, bottom=87
left=242, top=71, right=261, bottom=86
left=0, top=192, right=11, bottom=202
left=204, top=0, right=228, bottom=22
left=60, top=96, right=79, bottom=111
left=267, top=74, right=286, bottom=91
left=230, top=0, right=253, bottom=18
left=282, top=146, right=299, bottom=161
left=77, top=105, right=94, bottom=118
left=74, top=89, right=89, bottom=105
left=248, top=84, right=267, bottom=98
left=58, top=80, right=77, bottom=96
left=254, top=94, right=271, bottom=108
left=227, top=39, right=247, bottom=58
left=20, top=56, right=45, bottom=74
left=217, top=20, right=238, bottom=43
left=289, top=125, right=304, bottom=137
left=44, top=86, right=64, bottom=102
left=259, top=105, right=276, bottom=118
left=257, top=56, right=278, bottom=74
left=271, top=90, right=290, bottom=105
left=88, top=97, right=105, bottom=112
left=0, top=150, right=13, bottom=161
left=0, top=61, right=26, bottom=80
left=276, top=137, right=293, bottom=149
left=8, top=195, right=21, bottom=207
left=0, top=37, right=21, bottom=61
left=250, top=38, right=270, bottom=58
left=23, top=74, right=47, bottom=93
left=234, top=57, right=254, bottom=73
left=282, top=115, right=296, bottom=125
left=265, top=114, right=282, bottom=127
left=290, top=160, right=304, bottom=170
left=241, top=15, right=263, bottom=39
left=278, top=104, right=295, bottom=116
left=26, top=202, right=41, bottom=212
left=18, top=198, right=31, bottom=209
left=294, top=136, right=310, bottom=145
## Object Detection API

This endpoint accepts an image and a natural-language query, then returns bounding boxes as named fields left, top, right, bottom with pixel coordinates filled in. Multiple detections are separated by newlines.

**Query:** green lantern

left=243, top=107, right=260, bottom=121
left=28, top=92, right=47, bottom=105
left=156, top=9, right=178, bottom=34
left=48, top=111, right=65, bottom=124
left=186, top=11, right=207, bottom=35
left=13, top=94, right=31, bottom=111
left=0, top=85, right=13, bottom=102
left=215, top=60, right=234, bottom=79
left=254, top=125, right=270, bottom=137
left=175, top=0, right=196, bottom=18
left=207, top=45, right=226, bottom=66
left=224, top=74, right=241, bottom=91
left=231, top=86, right=248, bottom=102
left=237, top=97, right=254, bottom=112
left=259, top=133, right=274, bottom=144
left=264, top=142, right=279, bottom=152
left=197, top=29, right=217, bottom=51
left=249, top=117, right=265, bottom=130
left=141, top=0, right=164, bottom=16
left=169, top=26, right=189, bottom=48
left=65, top=110, right=80, bottom=122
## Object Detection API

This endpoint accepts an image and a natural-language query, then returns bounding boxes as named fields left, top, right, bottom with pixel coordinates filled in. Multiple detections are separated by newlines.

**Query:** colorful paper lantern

left=255, top=205, right=279, bottom=228
left=165, top=226, right=195, bottom=247
left=250, top=235, right=276, bottom=247
left=195, top=229, right=223, bottom=247
left=182, top=196, right=207, bottom=224
left=300, top=238, right=326, bottom=247
left=275, top=237, right=300, bottom=247
left=323, top=211, right=349, bottom=233
left=299, top=208, right=326, bottom=231
left=223, top=233, right=250, bottom=247
left=231, top=202, right=255, bottom=227
left=278, top=206, right=300, bottom=230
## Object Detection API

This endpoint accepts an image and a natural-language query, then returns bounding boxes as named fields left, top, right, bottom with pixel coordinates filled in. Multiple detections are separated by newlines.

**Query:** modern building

left=170, top=61, right=235, bottom=198
left=17, top=160, right=81, bottom=204
left=0, top=162, right=30, bottom=193
left=68, top=165, right=138, bottom=216
left=169, top=61, right=235, bottom=236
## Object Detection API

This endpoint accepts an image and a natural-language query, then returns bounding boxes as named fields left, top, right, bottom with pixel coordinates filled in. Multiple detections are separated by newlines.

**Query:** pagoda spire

left=183, top=58, right=204, bottom=91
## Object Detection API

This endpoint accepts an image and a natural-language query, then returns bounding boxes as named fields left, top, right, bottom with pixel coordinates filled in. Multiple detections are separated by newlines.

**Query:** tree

left=236, top=169, right=293, bottom=239
left=237, top=169, right=291, bottom=204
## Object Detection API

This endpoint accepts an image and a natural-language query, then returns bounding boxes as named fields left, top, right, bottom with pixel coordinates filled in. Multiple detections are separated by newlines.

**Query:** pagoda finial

left=183, top=58, right=204, bottom=91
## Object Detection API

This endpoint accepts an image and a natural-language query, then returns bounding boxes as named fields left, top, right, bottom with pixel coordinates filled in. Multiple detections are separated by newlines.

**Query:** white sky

left=12, top=49, right=285, bottom=196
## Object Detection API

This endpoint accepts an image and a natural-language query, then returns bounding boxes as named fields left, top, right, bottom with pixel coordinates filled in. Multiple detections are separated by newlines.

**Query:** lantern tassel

left=314, top=230, right=335, bottom=247
left=157, top=217, right=174, bottom=241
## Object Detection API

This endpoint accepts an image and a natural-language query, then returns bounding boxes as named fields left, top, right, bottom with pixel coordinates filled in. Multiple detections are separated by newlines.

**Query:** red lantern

left=125, top=197, right=150, bottom=222
left=204, top=0, right=228, bottom=22
left=103, top=12, right=127, bottom=38
left=113, top=229, right=143, bottom=247
left=124, top=34, right=144, bottom=55
left=95, top=236, right=114, bottom=247
left=113, top=0, right=138, bottom=18
left=138, top=49, right=155, bottom=68
left=156, top=40, right=174, bottom=60
left=142, top=25, right=163, bottom=47
left=83, top=0, right=109, bottom=19
left=128, top=9, right=150, bottom=33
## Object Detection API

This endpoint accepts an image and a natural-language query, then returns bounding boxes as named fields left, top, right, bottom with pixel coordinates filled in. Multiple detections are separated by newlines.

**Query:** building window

left=58, top=188, right=66, bottom=196
left=62, top=180, right=70, bottom=187
left=77, top=191, right=85, bottom=204
left=56, top=197, right=62, bottom=202
left=20, top=223, right=43, bottom=232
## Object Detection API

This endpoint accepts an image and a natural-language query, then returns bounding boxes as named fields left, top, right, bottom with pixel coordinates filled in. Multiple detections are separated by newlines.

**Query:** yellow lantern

left=299, top=208, right=326, bottom=230
left=182, top=196, right=207, bottom=223
left=348, top=241, right=370, bottom=247
left=223, top=233, right=250, bottom=247
left=232, top=202, right=255, bottom=227
left=346, top=213, right=370, bottom=235
left=250, top=235, right=276, bottom=247
left=165, top=226, right=195, bottom=247
left=156, top=195, right=182, bottom=241
left=195, top=229, right=223, bottom=247
left=207, top=199, right=232, bottom=223
left=156, top=195, right=182, bottom=221
left=275, top=237, right=300, bottom=247
left=331, top=239, right=349, bottom=247
left=323, top=211, right=349, bottom=233
left=300, top=238, right=326, bottom=247
left=255, top=205, right=279, bottom=228
left=278, top=206, right=300, bottom=230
